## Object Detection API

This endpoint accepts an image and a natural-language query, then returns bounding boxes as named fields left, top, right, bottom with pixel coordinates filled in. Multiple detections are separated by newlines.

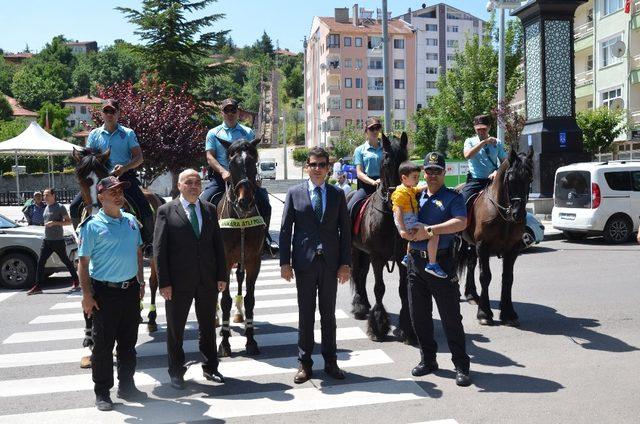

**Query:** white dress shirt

left=179, top=195, right=203, bottom=232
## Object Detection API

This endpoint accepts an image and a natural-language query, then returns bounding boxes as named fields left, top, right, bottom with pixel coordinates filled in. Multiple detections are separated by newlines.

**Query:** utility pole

left=497, top=6, right=506, bottom=143
left=282, top=111, right=288, bottom=180
left=382, top=0, right=392, bottom=133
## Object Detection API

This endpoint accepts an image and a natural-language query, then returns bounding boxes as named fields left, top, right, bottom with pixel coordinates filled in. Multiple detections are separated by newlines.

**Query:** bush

left=2, top=172, right=15, bottom=178
left=62, top=167, right=75, bottom=175
left=292, top=147, right=309, bottom=164
left=30, top=172, right=44, bottom=176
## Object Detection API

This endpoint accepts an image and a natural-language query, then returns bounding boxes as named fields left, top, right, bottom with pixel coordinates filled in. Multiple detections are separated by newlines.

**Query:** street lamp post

left=281, top=113, right=288, bottom=180
left=382, top=0, right=392, bottom=134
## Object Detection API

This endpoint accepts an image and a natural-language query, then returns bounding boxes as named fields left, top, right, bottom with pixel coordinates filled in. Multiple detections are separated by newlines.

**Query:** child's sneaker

left=400, top=254, right=410, bottom=267
left=425, top=263, right=447, bottom=279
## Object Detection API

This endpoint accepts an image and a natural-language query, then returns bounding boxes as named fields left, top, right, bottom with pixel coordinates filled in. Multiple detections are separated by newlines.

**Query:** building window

left=327, top=34, right=340, bottom=48
left=587, top=100, right=594, bottom=109
left=368, top=96, right=384, bottom=110
left=68, top=120, right=76, bottom=128
left=356, top=99, right=363, bottom=109
left=355, top=78, right=362, bottom=88
left=393, top=120, right=405, bottom=130
left=356, top=119, right=363, bottom=128
left=447, top=53, right=455, bottom=61
left=394, top=79, right=405, bottom=89
left=368, top=58, right=383, bottom=69
left=355, top=37, right=363, bottom=47
left=345, top=99, right=353, bottom=109
left=344, top=36, right=352, bottom=47
left=394, top=59, right=405, bottom=69
left=355, top=59, right=363, bottom=69
left=344, top=58, right=352, bottom=68
left=69, top=106, right=76, bottom=114
left=426, top=81, right=438, bottom=89
left=425, top=24, right=437, bottom=31
left=368, top=36, right=383, bottom=49
left=368, top=77, right=384, bottom=90
left=393, top=39, right=405, bottom=49
left=587, top=55, right=593, bottom=71
left=345, top=118, right=353, bottom=127
left=426, top=38, right=438, bottom=46
left=328, top=98, right=341, bottom=110
left=601, top=35, right=623, bottom=67
left=394, top=99, right=405, bottom=109
left=425, top=67, right=438, bottom=74
left=447, top=40, right=459, bottom=48
left=447, top=25, right=459, bottom=32
left=447, top=12, right=461, bottom=20
left=321, top=83, right=325, bottom=93
left=328, top=58, right=340, bottom=69
left=601, top=87, right=622, bottom=108
left=80, top=106, right=87, bottom=114
left=426, top=53, right=438, bottom=60
left=603, top=0, right=623, bottom=16
left=345, top=78, right=352, bottom=88
left=327, top=117, right=341, bottom=131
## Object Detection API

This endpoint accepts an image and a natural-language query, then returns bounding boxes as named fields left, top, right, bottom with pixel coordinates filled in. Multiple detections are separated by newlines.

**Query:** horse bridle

left=488, top=167, right=531, bottom=224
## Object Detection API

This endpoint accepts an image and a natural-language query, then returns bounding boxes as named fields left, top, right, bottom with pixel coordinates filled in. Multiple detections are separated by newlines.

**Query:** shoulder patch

left=77, top=215, right=93, bottom=228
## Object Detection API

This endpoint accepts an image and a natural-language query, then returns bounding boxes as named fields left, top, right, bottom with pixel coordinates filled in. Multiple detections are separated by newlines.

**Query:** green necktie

left=313, top=186, right=323, bottom=220
left=188, top=203, right=200, bottom=238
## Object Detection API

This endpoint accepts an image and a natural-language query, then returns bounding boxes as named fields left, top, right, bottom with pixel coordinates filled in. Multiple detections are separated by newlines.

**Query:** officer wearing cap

left=461, top=114, right=508, bottom=204
left=78, top=176, right=146, bottom=411
left=70, top=99, right=155, bottom=244
left=347, top=117, right=384, bottom=210
left=403, top=151, right=472, bottom=387
left=201, top=98, right=277, bottom=252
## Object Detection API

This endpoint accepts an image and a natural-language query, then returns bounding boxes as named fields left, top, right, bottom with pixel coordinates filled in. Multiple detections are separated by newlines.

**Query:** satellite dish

left=612, top=40, right=626, bottom=58
left=610, top=98, right=624, bottom=111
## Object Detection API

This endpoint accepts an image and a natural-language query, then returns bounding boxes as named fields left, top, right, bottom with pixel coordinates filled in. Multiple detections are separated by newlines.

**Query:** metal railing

left=0, top=188, right=77, bottom=206
left=575, top=69, right=594, bottom=86
left=574, top=21, right=594, bottom=40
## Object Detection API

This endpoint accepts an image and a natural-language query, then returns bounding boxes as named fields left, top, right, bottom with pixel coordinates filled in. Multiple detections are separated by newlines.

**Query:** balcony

left=631, top=55, right=640, bottom=84
left=367, top=85, right=384, bottom=91
left=574, top=21, right=593, bottom=52
left=630, top=110, right=640, bottom=128
left=575, top=69, right=593, bottom=87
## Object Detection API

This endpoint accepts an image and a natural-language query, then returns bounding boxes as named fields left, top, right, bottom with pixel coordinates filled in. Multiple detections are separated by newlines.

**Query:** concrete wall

left=0, top=173, right=79, bottom=192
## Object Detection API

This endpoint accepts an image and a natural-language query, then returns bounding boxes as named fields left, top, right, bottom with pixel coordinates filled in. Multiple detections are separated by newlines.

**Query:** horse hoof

left=353, top=311, right=368, bottom=320
left=147, top=322, right=158, bottom=333
left=478, top=317, right=495, bottom=326
left=215, top=318, right=220, bottom=328
left=502, top=319, right=520, bottom=327
left=217, top=342, right=232, bottom=357
left=465, top=294, right=479, bottom=305
left=246, top=343, right=260, bottom=356
left=367, top=333, right=384, bottom=342
left=233, top=314, right=244, bottom=324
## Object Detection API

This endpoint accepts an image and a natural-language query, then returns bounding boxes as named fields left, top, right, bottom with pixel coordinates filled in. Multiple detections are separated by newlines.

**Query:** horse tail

left=455, top=238, right=470, bottom=280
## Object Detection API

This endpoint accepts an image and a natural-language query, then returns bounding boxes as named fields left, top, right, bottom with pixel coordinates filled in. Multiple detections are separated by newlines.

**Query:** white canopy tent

left=0, top=121, right=77, bottom=202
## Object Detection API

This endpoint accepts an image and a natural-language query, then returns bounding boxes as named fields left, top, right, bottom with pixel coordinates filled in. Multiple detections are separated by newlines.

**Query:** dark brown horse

left=349, top=132, right=415, bottom=344
left=215, top=138, right=265, bottom=357
left=72, top=148, right=165, bottom=332
left=456, top=148, right=534, bottom=327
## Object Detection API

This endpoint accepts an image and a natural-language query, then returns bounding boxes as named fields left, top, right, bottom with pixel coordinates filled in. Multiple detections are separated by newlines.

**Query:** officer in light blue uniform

left=201, top=98, right=277, bottom=252
left=347, top=117, right=384, bottom=210
left=461, top=114, right=508, bottom=204
left=405, top=151, right=471, bottom=387
left=78, top=176, right=145, bottom=411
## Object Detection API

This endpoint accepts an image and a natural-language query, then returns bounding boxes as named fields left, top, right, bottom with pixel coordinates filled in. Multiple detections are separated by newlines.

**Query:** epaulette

left=77, top=215, right=93, bottom=228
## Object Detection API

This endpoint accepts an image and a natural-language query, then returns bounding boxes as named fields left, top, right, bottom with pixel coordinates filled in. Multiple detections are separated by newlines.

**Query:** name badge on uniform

left=433, top=199, right=445, bottom=211
left=129, top=220, right=137, bottom=231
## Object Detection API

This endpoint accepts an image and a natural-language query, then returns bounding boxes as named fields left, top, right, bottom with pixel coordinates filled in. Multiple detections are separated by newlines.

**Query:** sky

left=0, top=0, right=492, bottom=54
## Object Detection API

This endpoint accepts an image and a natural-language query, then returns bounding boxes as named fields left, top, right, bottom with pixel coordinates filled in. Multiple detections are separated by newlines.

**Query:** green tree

left=0, top=118, right=28, bottom=141
left=0, top=95, right=12, bottom=121
left=37, top=102, right=71, bottom=139
left=292, top=147, right=309, bottom=164
left=282, top=63, right=303, bottom=100
left=254, top=31, right=275, bottom=58
left=448, top=139, right=465, bottom=160
left=435, top=125, right=448, bottom=157
left=117, top=0, right=229, bottom=90
left=0, top=58, right=15, bottom=96
left=11, top=60, right=72, bottom=110
left=38, top=35, right=76, bottom=68
left=333, top=123, right=362, bottom=160
left=410, top=108, right=438, bottom=157
left=576, top=107, right=626, bottom=156
left=240, top=55, right=272, bottom=111
left=429, top=15, right=523, bottom=139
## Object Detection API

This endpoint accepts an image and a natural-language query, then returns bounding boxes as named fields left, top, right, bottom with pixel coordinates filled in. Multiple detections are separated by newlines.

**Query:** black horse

left=456, top=148, right=534, bottom=326
left=349, top=132, right=416, bottom=343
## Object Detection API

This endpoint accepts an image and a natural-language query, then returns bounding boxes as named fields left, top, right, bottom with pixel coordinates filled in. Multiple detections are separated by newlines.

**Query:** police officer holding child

left=78, top=176, right=146, bottom=411
left=404, top=152, right=472, bottom=387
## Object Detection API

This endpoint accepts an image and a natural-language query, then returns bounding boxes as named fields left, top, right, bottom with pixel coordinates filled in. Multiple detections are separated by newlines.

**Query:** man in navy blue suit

left=279, top=147, right=352, bottom=384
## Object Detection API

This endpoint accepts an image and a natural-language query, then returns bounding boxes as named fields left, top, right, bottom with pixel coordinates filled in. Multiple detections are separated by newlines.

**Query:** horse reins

left=487, top=168, right=529, bottom=224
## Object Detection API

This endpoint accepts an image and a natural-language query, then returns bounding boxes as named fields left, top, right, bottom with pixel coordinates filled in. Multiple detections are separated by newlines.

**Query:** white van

left=552, top=161, right=640, bottom=243
left=258, top=158, right=277, bottom=180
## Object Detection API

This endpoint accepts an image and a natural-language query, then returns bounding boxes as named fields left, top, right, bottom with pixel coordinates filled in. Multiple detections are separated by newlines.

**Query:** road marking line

left=52, top=296, right=298, bottom=311
left=0, top=293, right=16, bottom=303
left=66, top=285, right=297, bottom=299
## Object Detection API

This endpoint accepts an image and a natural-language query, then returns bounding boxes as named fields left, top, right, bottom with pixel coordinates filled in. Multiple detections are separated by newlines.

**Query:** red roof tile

left=318, top=17, right=413, bottom=34
left=62, top=95, right=104, bottom=105
left=4, top=95, right=37, bottom=117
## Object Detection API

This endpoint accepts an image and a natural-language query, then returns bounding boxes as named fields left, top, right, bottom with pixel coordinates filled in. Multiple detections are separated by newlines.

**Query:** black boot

left=141, top=215, right=155, bottom=245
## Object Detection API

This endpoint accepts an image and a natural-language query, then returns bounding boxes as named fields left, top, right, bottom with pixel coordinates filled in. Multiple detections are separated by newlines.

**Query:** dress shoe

left=71, top=280, right=80, bottom=291
left=203, top=370, right=225, bottom=383
left=117, top=383, right=147, bottom=400
left=455, top=368, right=472, bottom=387
left=27, top=285, right=42, bottom=295
left=95, top=395, right=114, bottom=411
left=170, top=375, right=185, bottom=390
left=293, top=363, right=312, bottom=384
left=324, top=361, right=345, bottom=380
left=411, top=360, right=439, bottom=377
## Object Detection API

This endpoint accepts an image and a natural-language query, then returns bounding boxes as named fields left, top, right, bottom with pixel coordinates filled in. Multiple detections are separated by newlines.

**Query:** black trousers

left=460, top=178, right=491, bottom=205
left=347, top=177, right=378, bottom=211
left=407, top=251, right=470, bottom=373
left=90, top=279, right=140, bottom=397
left=295, top=256, right=338, bottom=366
left=35, top=239, right=78, bottom=284
left=166, top=283, right=219, bottom=378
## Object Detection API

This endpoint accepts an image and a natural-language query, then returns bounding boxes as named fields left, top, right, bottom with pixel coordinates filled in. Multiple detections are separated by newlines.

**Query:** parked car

left=0, top=214, right=78, bottom=289
left=523, top=212, right=545, bottom=249
left=258, top=158, right=277, bottom=180
left=552, top=161, right=640, bottom=243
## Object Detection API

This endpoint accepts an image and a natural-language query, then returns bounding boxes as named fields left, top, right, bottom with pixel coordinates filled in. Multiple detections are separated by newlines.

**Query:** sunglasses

left=223, top=108, right=238, bottom=114
left=102, top=108, right=117, bottom=115
left=425, top=169, right=443, bottom=176
left=368, top=125, right=382, bottom=131
left=307, top=162, right=328, bottom=169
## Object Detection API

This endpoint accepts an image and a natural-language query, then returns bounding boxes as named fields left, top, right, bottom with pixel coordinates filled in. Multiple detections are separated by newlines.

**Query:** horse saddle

left=463, top=190, right=485, bottom=242
left=350, top=195, right=372, bottom=236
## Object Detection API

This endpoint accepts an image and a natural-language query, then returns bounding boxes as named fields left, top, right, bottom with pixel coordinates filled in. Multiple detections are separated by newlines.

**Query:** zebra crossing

left=0, top=258, right=454, bottom=423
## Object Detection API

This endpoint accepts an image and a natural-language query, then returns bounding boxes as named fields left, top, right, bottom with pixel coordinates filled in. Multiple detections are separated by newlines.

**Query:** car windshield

left=261, top=163, right=275, bottom=171
left=0, top=214, right=18, bottom=228
left=555, top=170, right=591, bottom=208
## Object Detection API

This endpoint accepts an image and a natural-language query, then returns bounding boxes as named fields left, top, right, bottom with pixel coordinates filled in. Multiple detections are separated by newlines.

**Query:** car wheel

left=603, top=215, right=632, bottom=244
left=563, top=230, right=586, bottom=240
left=0, top=253, right=36, bottom=289
left=522, top=228, right=535, bottom=249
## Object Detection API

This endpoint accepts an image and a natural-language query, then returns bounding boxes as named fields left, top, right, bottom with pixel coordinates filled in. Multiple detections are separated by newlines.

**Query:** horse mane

left=74, top=147, right=109, bottom=179
left=227, top=139, right=258, bottom=160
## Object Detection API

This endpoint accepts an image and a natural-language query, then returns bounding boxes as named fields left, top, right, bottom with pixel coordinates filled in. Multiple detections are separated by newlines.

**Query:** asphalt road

left=0, top=199, right=638, bottom=423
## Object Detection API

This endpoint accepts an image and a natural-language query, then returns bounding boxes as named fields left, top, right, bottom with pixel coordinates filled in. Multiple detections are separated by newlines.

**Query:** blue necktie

left=313, top=187, right=323, bottom=221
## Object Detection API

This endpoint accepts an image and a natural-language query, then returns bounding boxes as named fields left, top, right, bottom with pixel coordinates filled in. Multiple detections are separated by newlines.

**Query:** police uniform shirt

left=410, top=187, right=466, bottom=251
left=87, top=124, right=140, bottom=173
left=78, top=209, right=142, bottom=282
left=464, top=135, right=508, bottom=179
left=353, top=141, right=383, bottom=177
left=205, top=122, right=255, bottom=170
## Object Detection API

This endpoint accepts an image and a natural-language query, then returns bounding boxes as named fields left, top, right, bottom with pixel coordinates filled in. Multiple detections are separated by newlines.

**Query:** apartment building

left=397, top=3, right=485, bottom=109
left=305, top=5, right=416, bottom=148
left=66, top=41, right=98, bottom=54
left=574, top=0, right=640, bottom=159
left=61, top=94, right=103, bottom=130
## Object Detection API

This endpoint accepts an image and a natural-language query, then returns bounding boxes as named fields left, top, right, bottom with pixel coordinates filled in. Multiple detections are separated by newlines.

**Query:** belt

left=467, top=177, right=490, bottom=183
left=92, top=277, right=137, bottom=290
left=410, top=248, right=452, bottom=259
